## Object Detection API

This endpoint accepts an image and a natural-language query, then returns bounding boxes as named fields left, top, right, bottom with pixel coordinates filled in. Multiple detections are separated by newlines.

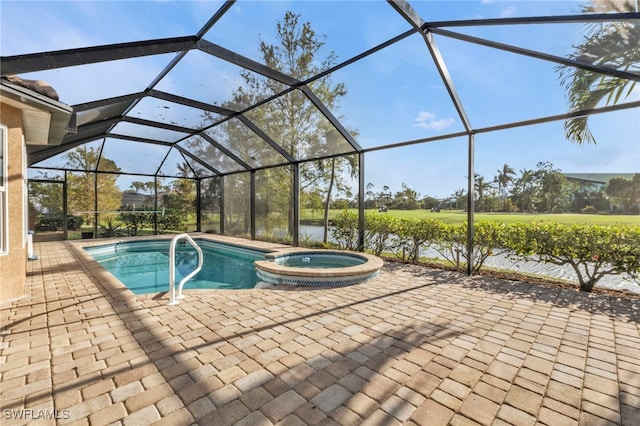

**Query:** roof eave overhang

left=0, top=79, right=74, bottom=146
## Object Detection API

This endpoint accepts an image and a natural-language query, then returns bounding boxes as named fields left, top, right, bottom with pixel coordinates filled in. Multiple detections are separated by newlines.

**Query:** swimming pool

left=85, top=239, right=266, bottom=294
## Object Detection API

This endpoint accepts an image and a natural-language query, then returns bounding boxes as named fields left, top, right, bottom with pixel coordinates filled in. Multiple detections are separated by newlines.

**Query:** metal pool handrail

left=168, top=234, right=203, bottom=305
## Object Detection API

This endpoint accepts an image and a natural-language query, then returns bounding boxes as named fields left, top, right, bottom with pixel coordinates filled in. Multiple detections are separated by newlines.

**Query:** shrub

left=157, top=209, right=183, bottom=234
left=394, top=218, right=443, bottom=264
left=326, top=210, right=640, bottom=292
left=329, top=210, right=359, bottom=250
left=99, top=217, right=126, bottom=238
left=35, top=214, right=84, bottom=231
left=433, top=221, right=507, bottom=273
left=472, top=221, right=509, bottom=272
left=433, top=223, right=466, bottom=271
left=364, top=212, right=397, bottom=256
left=119, top=206, right=151, bottom=236
left=67, top=215, right=84, bottom=231
left=505, top=222, right=640, bottom=292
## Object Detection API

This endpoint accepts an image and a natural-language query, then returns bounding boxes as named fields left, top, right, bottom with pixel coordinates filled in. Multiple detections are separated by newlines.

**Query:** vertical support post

left=358, top=153, right=365, bottom=252
left=154, top=178, right=159, bottom=235
left=195, top=179, right=201, bottom=232
left=93, top=172, right=98, bottom=238
left=219, top=175, right=225, bottom=235
left=63, top=171, right=68, bottom=240
left=292, top=163, right=300, bottom=247
left=250, top=171, right=256, bottom=240
left=466, top=133, right=475, bottom=275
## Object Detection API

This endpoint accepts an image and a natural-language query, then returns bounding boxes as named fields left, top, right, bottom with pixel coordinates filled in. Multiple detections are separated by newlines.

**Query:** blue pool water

left=85, top=239, right=266, bottom=294
left=277, top=253, right=366, bottom=268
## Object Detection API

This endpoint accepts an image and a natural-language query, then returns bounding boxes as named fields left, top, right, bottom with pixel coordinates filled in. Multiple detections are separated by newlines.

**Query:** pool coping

left=255, top=249, right=384, bottom=279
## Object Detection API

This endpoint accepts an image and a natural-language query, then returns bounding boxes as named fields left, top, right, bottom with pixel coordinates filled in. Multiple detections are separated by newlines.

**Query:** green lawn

left=301, top=209, right=640, bottom=226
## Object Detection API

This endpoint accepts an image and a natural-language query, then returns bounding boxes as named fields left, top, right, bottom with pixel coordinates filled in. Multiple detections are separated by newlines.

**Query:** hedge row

left=329, top=211, right=640, bottom=292
left=35, top=214, right=84, bottom=231
left=117, top=207, right=183, bottom=236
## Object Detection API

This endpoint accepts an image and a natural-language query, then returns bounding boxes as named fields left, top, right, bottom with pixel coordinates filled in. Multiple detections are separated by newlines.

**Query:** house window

left=0, top=125, right=7, bottom=254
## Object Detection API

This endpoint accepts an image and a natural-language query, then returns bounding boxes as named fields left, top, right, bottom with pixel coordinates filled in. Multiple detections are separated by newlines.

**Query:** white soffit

left=0, top=81, right=72, bottom=146
left=0, top=94, right=52, bottom=145
left=21, top=105, right=52, bottom=145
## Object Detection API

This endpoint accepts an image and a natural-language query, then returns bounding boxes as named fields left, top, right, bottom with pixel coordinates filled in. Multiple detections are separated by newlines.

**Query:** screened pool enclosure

left=2, top=0, right=638, bottom=272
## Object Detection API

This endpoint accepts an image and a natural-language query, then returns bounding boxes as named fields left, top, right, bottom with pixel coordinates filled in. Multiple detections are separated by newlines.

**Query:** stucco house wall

left=0, top=104, right=27, bottom=302
left=0, top=76, right=72, bottom=304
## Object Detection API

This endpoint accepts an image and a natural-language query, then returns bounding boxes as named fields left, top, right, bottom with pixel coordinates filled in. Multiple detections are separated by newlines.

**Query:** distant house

left=121, top=191, right=153, bottom=208
left=563, top=173, right=637, bottom=191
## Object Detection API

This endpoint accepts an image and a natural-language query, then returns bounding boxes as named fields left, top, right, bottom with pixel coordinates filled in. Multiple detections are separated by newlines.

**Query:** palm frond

left=559, top=1, right=639, bottom=144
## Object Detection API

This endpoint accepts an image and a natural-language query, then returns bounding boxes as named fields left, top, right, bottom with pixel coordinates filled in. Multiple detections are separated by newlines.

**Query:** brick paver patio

left=1, top=236, right=639, bottom=425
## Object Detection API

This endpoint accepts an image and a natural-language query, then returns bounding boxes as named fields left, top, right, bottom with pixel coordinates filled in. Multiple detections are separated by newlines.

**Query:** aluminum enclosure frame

left=3, top=0, right=638, bottom=275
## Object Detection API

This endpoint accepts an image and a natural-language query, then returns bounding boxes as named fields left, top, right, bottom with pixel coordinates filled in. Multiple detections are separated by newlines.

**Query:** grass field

left=301, top=209, right=640, bottom=226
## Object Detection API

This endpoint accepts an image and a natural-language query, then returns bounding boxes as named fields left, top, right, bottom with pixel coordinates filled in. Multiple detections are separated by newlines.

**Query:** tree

left=494, top=163, right=516, bottom=210
left=199, top=11, right=356, bottom=242
left=364, top=182, right=377, bottom=209
left=570, top=185, right=610, bottom=213
left=473, top=174, right=493, bottom=212
left=29, top=176, right=63, bottom=216
left=534, top=162, right=569, bottom=213
left=392, top=183, right=420, bottom=210
left=160, top=162, right=196, bottom=217
left=28, top=176, right=66, bottom=232
left=378, top=185, right=393, bottom=208
left=302, top=188, right=324, bottom=216
left=200, top=177, right=221, bottom=232
left=420, top=196, right=440, bottom=210
left=606, top=174, right=640, bottom=214
left=509, top=163, right=571, bottom=213
left=317, top=154, right=358, bottom=243
left=65, top=145, right=121, bottom=225
left=451, top=188, right=466, bottom=210
left=130, top=181, right=154, bottom=195
left=559, top=0, right=639, bottom=144
left=511, top=168, right=537, bottom=212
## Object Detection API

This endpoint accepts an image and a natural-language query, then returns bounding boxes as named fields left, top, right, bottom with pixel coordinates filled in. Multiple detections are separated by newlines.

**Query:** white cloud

left=413, top=111, right=455, bottom=131
left=500, top=6, right=517, bottom=18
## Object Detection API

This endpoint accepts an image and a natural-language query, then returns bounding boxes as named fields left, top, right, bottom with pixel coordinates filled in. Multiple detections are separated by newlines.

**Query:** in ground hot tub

left=254, top=249, right=383, bottom=287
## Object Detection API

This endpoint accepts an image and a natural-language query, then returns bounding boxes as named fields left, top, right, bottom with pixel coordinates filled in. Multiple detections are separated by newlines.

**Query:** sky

left=2, top=0, right=639, bottom=199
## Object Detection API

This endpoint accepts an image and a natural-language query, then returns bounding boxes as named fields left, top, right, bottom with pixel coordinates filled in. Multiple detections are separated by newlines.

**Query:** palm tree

left=451, top=188, right=466, bottom=210
left=495, top=163, right=516, bottom=210
left=511, top=168, right=537, bottom=213
left=474, top=174, right=493, bottom=211
left=559, top=0, right=639, bottom=144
